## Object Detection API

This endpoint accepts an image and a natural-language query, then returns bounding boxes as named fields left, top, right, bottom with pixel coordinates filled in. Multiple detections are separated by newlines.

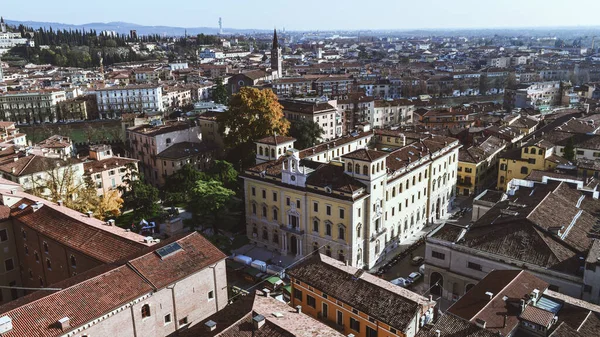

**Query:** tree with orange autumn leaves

left=217, top=87, right=290, bottom=169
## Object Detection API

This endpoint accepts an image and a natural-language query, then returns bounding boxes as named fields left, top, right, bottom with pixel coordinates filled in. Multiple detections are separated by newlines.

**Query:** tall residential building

left=126, top=119, right=212, bottom=187
left=95, top=84, right=164, bottom=119
left=242, top=129, right=459, bottom=269
left=83, top=144, right=139, bottom=197
left=280, top=99, right=342, bottom=142
left=0, top=90, right=67, bottom=124
left=271, top=29, right=283, bottom=78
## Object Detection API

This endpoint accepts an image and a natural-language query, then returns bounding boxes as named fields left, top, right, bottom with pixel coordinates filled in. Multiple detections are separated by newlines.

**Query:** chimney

left=58, top=317, right=70, bottom=331
left=295, top=305, right=302, bottom=314
left=503, top=314, right=507, bottom=328
left=262, top=289, right=271, bottom=297
left=474, top=318, right=486, bottom=329
left=204, top=320, right=217, bottom=332
left=253, top=314, right=266, bottom=330
left=107, top=219, right=115, bottom=226
left=520, top=299, right=526, bottom=313
left=57, top=200, right=63, bottom=207
left=429, top=295, right=433, bottom=302
left=435, top=330, right=441, bottom=337
left=11, top=167, right=15, bottom=174
left=86, top=211, right=93, bottom=218
left=485, top=291, right=493, bottom=300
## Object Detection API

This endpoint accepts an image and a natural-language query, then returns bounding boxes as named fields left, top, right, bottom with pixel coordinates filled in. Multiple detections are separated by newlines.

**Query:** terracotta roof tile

left=128, top=233, right=226, bottom=289
left=341, top=148, right=388, bottom=162
left=287, top=254, right=429, bottom=331
left=0, top=265, right=154, bottom=337
left=10, top=199, right=148, bottom=263
left=520, top=305, right=555, bottom=326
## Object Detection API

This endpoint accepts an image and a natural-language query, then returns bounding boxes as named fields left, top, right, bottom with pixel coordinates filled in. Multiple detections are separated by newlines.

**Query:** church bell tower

left=271, top=29, right=282, bottom=78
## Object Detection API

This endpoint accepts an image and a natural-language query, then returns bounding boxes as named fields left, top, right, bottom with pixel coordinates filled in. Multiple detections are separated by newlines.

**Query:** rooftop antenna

left=218, top=17, right=223, bottom=35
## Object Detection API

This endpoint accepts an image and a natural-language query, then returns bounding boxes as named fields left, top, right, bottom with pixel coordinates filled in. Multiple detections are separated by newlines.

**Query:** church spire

left=272, top=28, right=278, bottom=49
left=0, top=17, right=4, bottom=24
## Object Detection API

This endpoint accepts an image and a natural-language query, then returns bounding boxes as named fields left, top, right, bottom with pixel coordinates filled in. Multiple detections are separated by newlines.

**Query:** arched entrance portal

left=430, top=272, right=443, bottom=297
left=290, top=236, right=298, bottom=255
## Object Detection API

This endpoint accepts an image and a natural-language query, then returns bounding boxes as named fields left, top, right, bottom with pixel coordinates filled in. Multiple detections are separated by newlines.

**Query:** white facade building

left=95, top=85, right=164, bottom=118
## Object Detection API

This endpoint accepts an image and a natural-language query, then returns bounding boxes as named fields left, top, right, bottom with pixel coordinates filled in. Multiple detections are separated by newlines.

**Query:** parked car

left=411, top=256, right=424, bottom=266
left=408, top=272, right=422, bottom=283
left=390, top=277, right=411, bottom=287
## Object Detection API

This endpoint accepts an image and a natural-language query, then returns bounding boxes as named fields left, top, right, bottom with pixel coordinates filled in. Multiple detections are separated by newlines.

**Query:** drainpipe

left=167, top=283, right=178, bottom=329
left=209, top=263, right=220, bottom=312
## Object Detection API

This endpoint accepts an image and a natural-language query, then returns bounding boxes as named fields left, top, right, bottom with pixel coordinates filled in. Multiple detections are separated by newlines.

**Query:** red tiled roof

left=11, top=199, right=147, bottom=263
left=128, top=233, right=227, bottom=289
left=83, top=157, right=138, bottom=174
left=0, top=265, right=154, bottom=337
left=341, top=148, right=388, bottom=162
left=256, top=135, right=296, bottom=146
left=520, top=305, right=555, bottom=326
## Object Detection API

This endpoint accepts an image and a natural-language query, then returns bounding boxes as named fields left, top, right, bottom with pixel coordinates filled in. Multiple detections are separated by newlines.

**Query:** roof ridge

left=1, top=263, right=128, bottom=313
left=470, top=270, right=525, bottom=321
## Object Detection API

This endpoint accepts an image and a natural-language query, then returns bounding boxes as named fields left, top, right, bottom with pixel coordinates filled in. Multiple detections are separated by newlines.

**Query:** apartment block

left=243, top=128, right=459, bottom=269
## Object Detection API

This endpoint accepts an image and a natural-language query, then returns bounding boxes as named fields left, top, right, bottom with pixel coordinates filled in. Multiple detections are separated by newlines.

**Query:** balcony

left=279, top=223, right=304, bottom=235
left=457, top=180, right=473, bottom=187
left=370, top=227, right=387, bottom=242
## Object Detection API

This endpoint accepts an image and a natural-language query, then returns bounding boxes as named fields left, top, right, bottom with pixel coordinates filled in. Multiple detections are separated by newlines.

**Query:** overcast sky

left=3, top=0, right=600, bottom=30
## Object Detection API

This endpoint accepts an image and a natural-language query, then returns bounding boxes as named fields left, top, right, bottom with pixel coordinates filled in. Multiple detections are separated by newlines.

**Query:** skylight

left=155, top=242, right=183, bottom=259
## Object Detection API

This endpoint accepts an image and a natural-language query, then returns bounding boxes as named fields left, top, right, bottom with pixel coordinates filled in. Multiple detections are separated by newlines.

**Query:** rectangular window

left=294, top=289, right=303, bottom=301
left=467, top=262, right=482, bottom=271
left=0, top=229, right=7, bottom=242
left=314, top=202, right=319, bottom=212
left=262, top=190, right=266, bottom=199
left=286, top=197, right=290, bottom=206
left=337, top=311, right=343, bottom=326
left=273, top=192, right=277, bottom=202
left=251, top=187, right=256, bottom=196
left=164, top=314, right=172, bottom=324
left=4, top=258, right=14, bottom=271
left=350, top=317, right=360, bottom=332
left=432, top=251, right=445, bottom=260
left=358, top=208, right=361, bottom=217
left=179, top=317, right=188, bottom=326
left=208, top=290, right=214, bottom=300
left=296, top=200, right=301, bottom=209
left=322, top=302, right=328, bottom=318
left=326, top=205, right=331, bottom=216
left=339, top=208, right=345, bottom=219
left=307, top=295, right=316, bottom=308
left=366, top=326, right=378, bottom=337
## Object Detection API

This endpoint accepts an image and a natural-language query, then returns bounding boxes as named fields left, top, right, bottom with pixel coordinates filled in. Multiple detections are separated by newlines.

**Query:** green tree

left=188, top=180, right=235, bottom=233
left=289, top=119, right=323, bottom=149
left=202, top=160, right=239, bottom=190
left=162, top=163, right=204, bottom=204
left=213, top=77, right=228, bottom=104
left=118, top=164, right=160, bottom=219
left=563, top=137, right=575, bottom=162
